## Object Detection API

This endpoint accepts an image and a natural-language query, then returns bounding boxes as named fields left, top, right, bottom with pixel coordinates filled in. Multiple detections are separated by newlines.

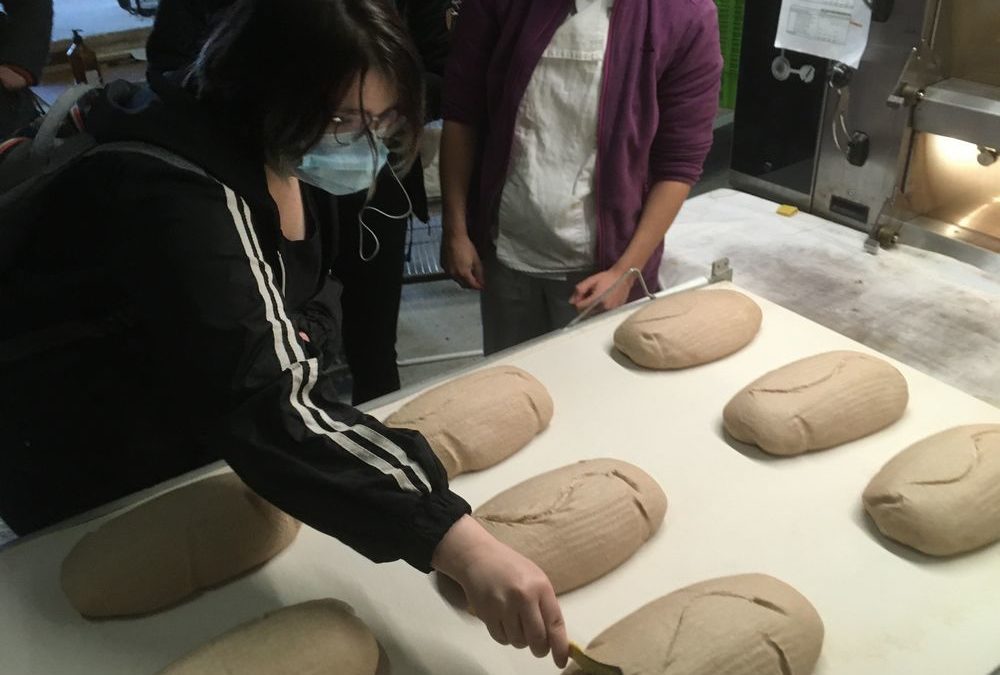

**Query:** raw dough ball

left=723, top=350, right=908, bottom=456
left=613, top=289, right=762, bottom=369
left=564, top=574, right=824, bottom=675
left=473, top=458, right=666, bottom=594
left=384, top=365, right=553, bottom=478
left=62, top=473, right=300, bottom=618
left=158, top=599, right=379, bottom=675
left=864, top=424, right=1000, bottom=556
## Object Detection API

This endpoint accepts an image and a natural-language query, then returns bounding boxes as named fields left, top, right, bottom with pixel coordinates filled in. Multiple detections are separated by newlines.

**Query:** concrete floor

left=396, top=280, right=483, bottom=389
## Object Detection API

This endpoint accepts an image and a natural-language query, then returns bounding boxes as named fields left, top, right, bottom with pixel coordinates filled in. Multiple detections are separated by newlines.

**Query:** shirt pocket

left=541, top=44, right=606, bottom=62
left=540, top=10, right=609, bottom=62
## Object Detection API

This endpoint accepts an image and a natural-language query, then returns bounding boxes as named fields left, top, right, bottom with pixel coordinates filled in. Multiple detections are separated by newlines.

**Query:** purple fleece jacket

left=443, top=0, right=722, bottom=291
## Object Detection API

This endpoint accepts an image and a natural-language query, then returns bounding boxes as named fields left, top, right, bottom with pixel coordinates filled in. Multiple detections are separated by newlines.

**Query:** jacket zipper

left=594, top=0, right=620, bottom=269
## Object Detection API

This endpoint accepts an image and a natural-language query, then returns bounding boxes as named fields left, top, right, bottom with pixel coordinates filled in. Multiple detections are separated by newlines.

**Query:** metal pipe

left=566, top=272, right=713, bottom=329
left=660, top=275, right=715, bottom=296
left=397, top=350, right=484, bottom=367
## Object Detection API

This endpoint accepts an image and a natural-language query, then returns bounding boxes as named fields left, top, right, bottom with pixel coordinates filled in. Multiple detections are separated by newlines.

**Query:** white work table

left=2, top=282, right=999, bottom=675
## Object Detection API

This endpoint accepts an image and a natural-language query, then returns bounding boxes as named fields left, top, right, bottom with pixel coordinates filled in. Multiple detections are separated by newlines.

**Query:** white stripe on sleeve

left=223, top=187, right=431, bottom=493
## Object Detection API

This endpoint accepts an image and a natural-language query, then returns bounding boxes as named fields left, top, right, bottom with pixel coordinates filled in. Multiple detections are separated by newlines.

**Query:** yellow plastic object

left=777, top=204, right=800, bottom=217
left=568, top=641, right=624, bottom=675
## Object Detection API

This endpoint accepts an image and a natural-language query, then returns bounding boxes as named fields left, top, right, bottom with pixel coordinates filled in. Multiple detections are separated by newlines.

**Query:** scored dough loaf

left=61, top=472, right=300, bottom=618
left=384, top=365, right=553, bottom=478
left=158, top=599, right=379, bottom=675
left=723, top=350, right=908, bottom=456
left=564, top=573, right=824, bottom=675
left=614, top=289, right=763, bottom=369
left=473, top=459, right=666, bottom=594
left=863, top=424, right=1000, bottom=556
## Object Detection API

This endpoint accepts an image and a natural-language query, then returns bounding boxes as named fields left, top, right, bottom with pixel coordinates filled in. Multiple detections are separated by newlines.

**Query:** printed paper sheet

left=775, top=0, right=872, bottom=68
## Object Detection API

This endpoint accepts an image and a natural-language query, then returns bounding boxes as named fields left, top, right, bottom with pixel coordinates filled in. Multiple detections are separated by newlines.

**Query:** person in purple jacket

left=440, top=0, right=722, bottom=353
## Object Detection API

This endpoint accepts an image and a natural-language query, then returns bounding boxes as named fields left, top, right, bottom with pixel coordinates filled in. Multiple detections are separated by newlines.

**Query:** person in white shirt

left=440, top=0, right=722, bottom=354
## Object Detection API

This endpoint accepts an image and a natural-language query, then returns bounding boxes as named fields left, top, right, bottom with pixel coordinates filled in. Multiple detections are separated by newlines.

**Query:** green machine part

left=715, top=0, right=745, bottom=109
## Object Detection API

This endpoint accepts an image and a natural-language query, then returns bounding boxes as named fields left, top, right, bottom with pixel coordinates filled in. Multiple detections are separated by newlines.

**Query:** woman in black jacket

left=148, top=0, right=452, bottom=405
left=0, top=0, right=567, bottom=665
left=332, top=0, right=451, bottom=404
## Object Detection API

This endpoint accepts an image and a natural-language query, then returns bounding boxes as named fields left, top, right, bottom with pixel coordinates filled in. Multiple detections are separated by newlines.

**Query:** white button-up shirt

left=496, top=0, right=612, bottom=275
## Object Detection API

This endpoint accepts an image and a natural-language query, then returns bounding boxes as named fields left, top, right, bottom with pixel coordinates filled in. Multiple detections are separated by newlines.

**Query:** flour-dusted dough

left=564, top=574, right=824, bottom=675
left=723, top=350, right=908, bottom=456
left=614, top=289, right=762, bottom=369
left=384, top=365, right=553, bottom=477
left=61, top=473, right=300, bottom=618
left=473, top=459, right=666, bottom=594
left=158, top=599, right=379, bottom=675
left=864, top=424, right=1000, bottom=556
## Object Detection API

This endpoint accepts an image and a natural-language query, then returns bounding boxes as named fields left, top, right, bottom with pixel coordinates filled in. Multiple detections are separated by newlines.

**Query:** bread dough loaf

left=723, top=350, right=908, bottom=456
left=564, top=574, right=824, bottom=675
left=473, top=459, right=666, bottom=594
left=158, top=599, right=379, bottom=675
left=384, top=365, right=553, bottom=478
left=613, top=289, right=762, bottom=369
left=863, top=424, right=1000, bottom=556
left=62, top=473, right=300, bottom=618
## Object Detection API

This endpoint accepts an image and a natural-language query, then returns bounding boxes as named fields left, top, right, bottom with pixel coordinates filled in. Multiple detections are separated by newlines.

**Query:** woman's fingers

left=541, top=587, right=569, bottom=668
left=521, top=600, right=550, bottom=658
left=484, top=612, right=509, bottom=645
left=503, top=610, right=528, bottom=649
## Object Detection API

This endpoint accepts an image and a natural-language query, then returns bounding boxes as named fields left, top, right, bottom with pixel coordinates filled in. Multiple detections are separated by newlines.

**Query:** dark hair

left=189, top=0, right=424, bottom=171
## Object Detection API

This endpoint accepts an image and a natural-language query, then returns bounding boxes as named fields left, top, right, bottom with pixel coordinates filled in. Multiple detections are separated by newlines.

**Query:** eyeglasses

left=330, top=109, right=402, bottom=145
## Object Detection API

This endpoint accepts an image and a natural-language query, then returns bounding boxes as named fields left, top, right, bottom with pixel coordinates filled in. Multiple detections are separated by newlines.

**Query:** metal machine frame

left=733, top=0, right=1000, bottom=273
left=866, top=0, right=1000, bottom=272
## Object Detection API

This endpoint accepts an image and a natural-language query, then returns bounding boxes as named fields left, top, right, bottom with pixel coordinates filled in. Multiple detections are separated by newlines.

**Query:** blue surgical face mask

left=295, top=133, right=389, bottom=196
left=296, top=132, right=414, bottom=263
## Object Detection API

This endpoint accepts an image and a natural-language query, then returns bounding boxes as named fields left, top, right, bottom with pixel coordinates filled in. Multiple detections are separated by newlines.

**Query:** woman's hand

left=432, top=515, right=569, bottom=667
left=441, top=232, right=485, bottom=290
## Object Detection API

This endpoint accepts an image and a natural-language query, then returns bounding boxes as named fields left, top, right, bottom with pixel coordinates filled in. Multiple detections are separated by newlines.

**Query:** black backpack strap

left=86, top=141, right=210, bottom=179
left=0, top=83, right=98, bottom=198
left=31, top=84, right=97, bottom=157
left=0, top=84, right=211, bottom=274
left=0, top=141, right=211, bottom=361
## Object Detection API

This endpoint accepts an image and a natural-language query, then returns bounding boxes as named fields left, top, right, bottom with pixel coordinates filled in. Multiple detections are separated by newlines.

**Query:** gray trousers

left=481, top=257, right=591, bottom=355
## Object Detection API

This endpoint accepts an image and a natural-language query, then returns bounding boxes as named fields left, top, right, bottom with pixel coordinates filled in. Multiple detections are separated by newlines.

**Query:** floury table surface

left=2, top=283, right=999, bottom=675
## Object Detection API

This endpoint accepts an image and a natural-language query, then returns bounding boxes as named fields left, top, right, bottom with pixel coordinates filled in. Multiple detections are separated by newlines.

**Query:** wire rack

left=403, top=210, right=449, bottom=283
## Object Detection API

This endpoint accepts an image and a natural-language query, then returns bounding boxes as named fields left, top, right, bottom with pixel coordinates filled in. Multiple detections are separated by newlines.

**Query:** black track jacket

left=0, top=77, right=469, bottom=570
